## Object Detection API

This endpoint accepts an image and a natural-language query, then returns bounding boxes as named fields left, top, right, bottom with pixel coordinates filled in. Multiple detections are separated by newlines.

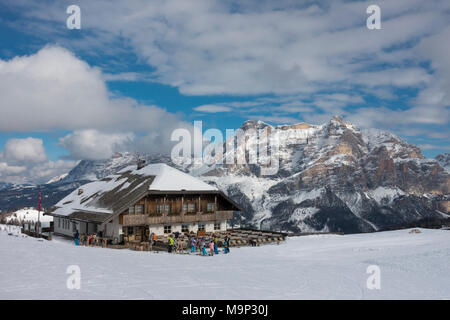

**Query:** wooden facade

left=121, top=193, right=234, bottom=227
left=119, top=193, right=234, bottom=226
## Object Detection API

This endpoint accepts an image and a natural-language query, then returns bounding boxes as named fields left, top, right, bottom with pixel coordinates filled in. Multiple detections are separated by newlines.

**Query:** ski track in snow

left=0, top=226, right=449, bottom=299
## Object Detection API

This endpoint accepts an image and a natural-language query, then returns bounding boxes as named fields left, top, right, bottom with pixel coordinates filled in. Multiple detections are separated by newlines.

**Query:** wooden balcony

left=122, top=211, right=233, bottom=227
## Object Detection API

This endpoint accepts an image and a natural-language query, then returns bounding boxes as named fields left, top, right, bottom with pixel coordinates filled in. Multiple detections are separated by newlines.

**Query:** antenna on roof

left=135, top=152, right=146, bottom=170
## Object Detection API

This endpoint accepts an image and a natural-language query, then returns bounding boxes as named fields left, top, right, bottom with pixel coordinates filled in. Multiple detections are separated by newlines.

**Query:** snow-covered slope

left=1, top=227, right=449, bottom=299
left=46, top=174, right=68, bottom=184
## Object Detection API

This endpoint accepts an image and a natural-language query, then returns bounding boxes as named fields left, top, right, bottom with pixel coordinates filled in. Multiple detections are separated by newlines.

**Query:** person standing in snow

left=209, top=240, right=215, bottom=256
left=201, top=237, right=208, bottom=256
left=73, top=230, right=80, bottom=246
left=224, top=233, right=231, bottom=254
left=190, top=237, right=197, bottom=253
left=168, top=234, right=174, bottom=253
left=176, top=234, right=183, bottom=253
left=213, top=234, right=219, bottom=254
left=196, top=236, right=201, bottom=251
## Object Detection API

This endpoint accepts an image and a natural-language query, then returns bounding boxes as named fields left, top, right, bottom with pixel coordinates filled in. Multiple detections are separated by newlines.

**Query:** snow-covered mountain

left=0, top=117, right=448, bottom=233
left=194, top=116, right=449, bottom=233
left=436, top=153, right=450, bottom=173
left=0, top=182, right=12, bottom=191
left=45, top=173, right=68, bottom=184
left=58, top=152, right=181, bottom=184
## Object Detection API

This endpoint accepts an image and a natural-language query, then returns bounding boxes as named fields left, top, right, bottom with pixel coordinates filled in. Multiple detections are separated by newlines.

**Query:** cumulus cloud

left=1, top=0, right=449, bottom=160
left=193, top=105, right=232, bottom=113
left=0, top=162, right=26, bottom=175
left=59, top=130, right=135, bottom=160
left=0, top=138, right=76, bottom=184
left=0, top=46, right=187, bottom=133
left=0, top=46, right=195, bottom=161
left=1, top=137, right=47, bottom=164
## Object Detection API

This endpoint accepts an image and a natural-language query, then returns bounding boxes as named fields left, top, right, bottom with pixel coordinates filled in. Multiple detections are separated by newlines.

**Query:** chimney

left=78, top=188, right=84, bottom=195
left=137, top=159, right=146, bottom=170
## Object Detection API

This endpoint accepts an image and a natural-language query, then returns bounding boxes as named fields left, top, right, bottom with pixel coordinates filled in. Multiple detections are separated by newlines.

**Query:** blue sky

left=0, top=0, right=449, bottom=183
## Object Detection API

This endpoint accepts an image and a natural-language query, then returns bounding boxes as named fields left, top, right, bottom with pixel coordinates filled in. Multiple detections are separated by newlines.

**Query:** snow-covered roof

left=49, top=163, right=218, bottom=219
left=118, top=163, right=217, bottom=191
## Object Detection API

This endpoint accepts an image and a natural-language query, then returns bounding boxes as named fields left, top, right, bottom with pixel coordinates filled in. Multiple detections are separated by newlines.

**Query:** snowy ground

left=0, top=225, right=449, bottom=299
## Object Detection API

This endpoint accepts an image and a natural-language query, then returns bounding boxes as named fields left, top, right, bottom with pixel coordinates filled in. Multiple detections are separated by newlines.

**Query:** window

left=214, top=222, right=221, bottom=230
left=129, top=206, right=135, bottom=214
left=127, top=227, right=134, bottom=235
left=72, top=222, right=77, bottom=232
left=207, top=203, right=216, bottom=212
left=164, top=225, right=172, bottom=234
left=182, top=224, right=189, bottom=233
left=136, top=204, right=143, bottom=214
left=182, top=203, right=188, bottom=212
left=188, top=203, right=195, bottom=213
left=156, top=204, right=163, bottom=214
left=198, top=223, right=205, bottom=231
left=164, top=204, right=170, bottom=214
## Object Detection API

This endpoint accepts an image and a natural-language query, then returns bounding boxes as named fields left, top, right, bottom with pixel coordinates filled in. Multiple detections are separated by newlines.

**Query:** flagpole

left=37, top=185, right=41, bottom=237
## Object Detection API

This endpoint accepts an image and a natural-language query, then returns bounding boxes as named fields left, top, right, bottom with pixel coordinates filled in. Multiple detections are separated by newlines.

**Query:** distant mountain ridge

left=0, top=116, right=448, bottom=233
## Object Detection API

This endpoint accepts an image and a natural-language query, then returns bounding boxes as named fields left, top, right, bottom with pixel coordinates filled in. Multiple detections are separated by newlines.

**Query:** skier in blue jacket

left=73, top=230, right=80, bottom=246
left=190, top=237, right=197, bottom=253
left=201, top=237, right=208, bottom=256
left=223, top=233, right=231, bottom=254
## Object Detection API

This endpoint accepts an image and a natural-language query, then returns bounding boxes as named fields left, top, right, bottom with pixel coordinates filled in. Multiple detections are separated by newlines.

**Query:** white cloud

left=59, top=130, right=135, bottom=160
left=193, top=104, right=232, bottom=113
left=1, top=137, right=47, bottom=164
left=6, top=0, right=448, bottom=96
left=1, top=0, right=449, bottom=158
left=0, top=162, right=26, bottom=175
left=26, top=160, right=78, bottom=184
left=0, top=138, right=77, bottom=184
left=418, top=144, right=450, bottom=151
left=0, top=46, right=197, bottom=161
left=0, top=46, right=187, bottom=133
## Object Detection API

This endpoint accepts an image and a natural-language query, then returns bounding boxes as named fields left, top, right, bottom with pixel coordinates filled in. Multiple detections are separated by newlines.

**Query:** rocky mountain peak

left=436, top=153, right=450, bottom=173
left=240, top=120, right=273, bottom=132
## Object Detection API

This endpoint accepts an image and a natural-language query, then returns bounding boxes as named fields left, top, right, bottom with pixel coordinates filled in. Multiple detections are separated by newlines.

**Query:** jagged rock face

left=436, top=153, right=450, bottom=173
left=197, top=116, right=449, bottom=233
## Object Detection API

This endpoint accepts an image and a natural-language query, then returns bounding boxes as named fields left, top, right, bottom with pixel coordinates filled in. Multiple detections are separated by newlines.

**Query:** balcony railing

left=122, top=211, right=233, bottom=227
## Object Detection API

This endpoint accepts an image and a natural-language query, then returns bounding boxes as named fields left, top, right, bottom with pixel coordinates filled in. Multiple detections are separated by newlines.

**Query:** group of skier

left=167, top=232, right=231, bottom=255
left=72, top=228, right=232, bottom=255
left=73, top=230, right=98, bottom=246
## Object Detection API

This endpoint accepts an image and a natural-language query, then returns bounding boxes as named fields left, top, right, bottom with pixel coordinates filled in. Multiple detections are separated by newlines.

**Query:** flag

left=38, top=186, right=41, bottom=212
